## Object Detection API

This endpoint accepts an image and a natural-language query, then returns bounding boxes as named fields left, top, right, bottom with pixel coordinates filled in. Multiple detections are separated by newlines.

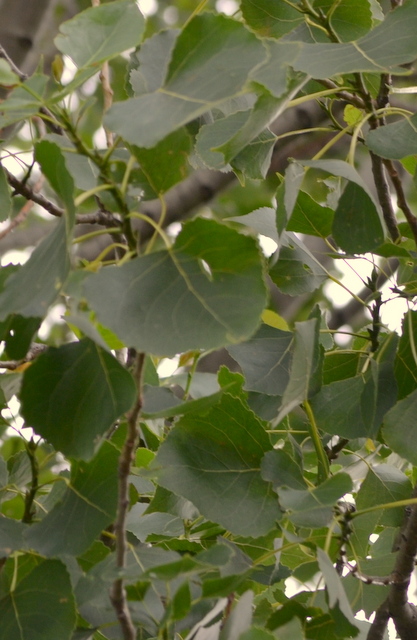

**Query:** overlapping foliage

left=1, top=1, right=417, bottom=639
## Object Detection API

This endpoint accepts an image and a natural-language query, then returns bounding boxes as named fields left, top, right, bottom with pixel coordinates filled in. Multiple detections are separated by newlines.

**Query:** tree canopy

left=1, top=1, right=417, bottom=639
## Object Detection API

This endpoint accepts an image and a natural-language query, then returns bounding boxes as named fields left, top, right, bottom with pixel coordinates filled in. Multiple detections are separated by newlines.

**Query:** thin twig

left=110, top=352, right=145, bottom=640
left=369, top=151, right=400, bottom=242
left=22, top=438, right=39, bottom=524
left=317, top=79, right=366, bottom=109
left=383, top=158, right=417, bottom=246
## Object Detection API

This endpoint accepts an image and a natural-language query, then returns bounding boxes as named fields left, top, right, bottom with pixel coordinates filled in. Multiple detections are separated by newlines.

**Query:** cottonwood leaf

left=311, top=376, right=367, bottom=439
left=35, top=139, right=75, bottom=223
left=0, top=74, right=48, bottom=129
left=54, top=0, right=145, bottom=67
left=269, top=232, right=328, bottom=295
left=228, top=207, right=278, bottom=243
left=0, top=218, right=70, bottom=321
left=130, top=29, right=179, bottom=95
left=280, top=1, right=417, bottom=77
left=366, top=113, right=417, bottom=159
left=333, top=181, right=385, bottom=253
left=0, top=517, right=27, bottom=557
left=287, top=190, right=334, bottom=238
left=276, top=314, right=322, bottom=424
left=0, top=166, right=11, bottom=222
left=20, top=339, right=136, bottom=460
left=356, top=465, right=411, bottom=527
left=395, top=310, right=417, bottom=398
left=227, top=324, right=292, bottom=396
left=0, top=559, right=76, bottom=640
left=152, top=394, right=280, bottom=537
left=105, top=13, right=266, bottom=148
left=279, top=474, right=352, bottom=528
left=24, top=442, right=118, bottom=556
left=85, top=219, right=267, bottom=356
left=315, top=0, right=372, bottom=42
left=383, top=390, right=417, bottom=467
left=241, top=0, right=304, bottom=38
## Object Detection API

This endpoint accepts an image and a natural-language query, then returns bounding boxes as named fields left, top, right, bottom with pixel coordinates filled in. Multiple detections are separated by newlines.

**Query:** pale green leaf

left=0, top=559, right=76, bottom=640
left=228, top=207, right=279, bottom=243
left=287, top=190, right=334, bottom=238
left=54, top=0, right=145, bottom=67
left=241, top=0, right=304, bottom=38
left=311, top=376, right=367, bottom=439
left=35, top=139, right=75, bottom=223
left=356, top=465, right=411, bottom=526
left=130, top=29, right=179, bottom=95
left=85, top=219, right=267, bottom=356
left=0, top=74, right=47, bottom=129
left=24, top=442, right=118, bottom=556
left=20, top=339, right=136, bottom=460
left=0, top=59, right=19, bottom=86
left=315, top=0, right=372, bottom=42
left=333, top=181, right=385, bottom=253
left=152, top=394, right=280, bottom=537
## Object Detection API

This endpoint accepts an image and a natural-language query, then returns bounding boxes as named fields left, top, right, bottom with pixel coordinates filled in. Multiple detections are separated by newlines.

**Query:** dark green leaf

left=105, top=14, right=266, bottom=147
left=278, top=473, right=352, bottom=528
left=395, top=310, right=417, bottom=398
left=311, top=376, right=366, bottom=438
left=24, top=442, right=118, bottom=556
left=227, top=324, right=292, bottom=396
left=35, top=139, right=75, bottom=222
left=0, top=559, right=76, bottom=640
left=287, top=190, right=334, bottom=238
left=315, top=0, right=372, bottom=42
left=0, top=166, right=11, bottom=222
left=269, top=232, right=328, bottom=295
left=261, top=449, right=306, bottom=490
left=241, top=0, right=303, bottom=38
left=366, top=113, right=417, bottom=160
left=356, top=465, right=412, bottom=527
left=20, top=339, right=136, bottom=460
left=54, top=0, right=145, bottom=67
left=129, top=29, right=179, bottom=95
left=85, top=219, right=267, bottom=356
left=0, top=517, right=27, bottom=557
left=131, top=128, right=191, bottom=195
left=0, top=219, right=70, bottom=321
left=152, top=394, right=280, bottom=537
left=333, top=181, right=385, bottom=254
left=283, top=2, right=417, bottom=77
left=276, top=314, right=322, bottom=423
left=383, top=390, right=417, bottom=466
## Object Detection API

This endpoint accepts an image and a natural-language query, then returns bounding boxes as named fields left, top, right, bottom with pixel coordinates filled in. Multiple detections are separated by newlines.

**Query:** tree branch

left=110, top=351, right=145, bottom=640
left=383, top=158, right=417, bottom=246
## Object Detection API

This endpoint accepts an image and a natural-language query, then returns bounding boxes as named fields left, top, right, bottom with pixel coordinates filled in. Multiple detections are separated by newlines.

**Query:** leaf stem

left=303, top=400, right=330, bottom=483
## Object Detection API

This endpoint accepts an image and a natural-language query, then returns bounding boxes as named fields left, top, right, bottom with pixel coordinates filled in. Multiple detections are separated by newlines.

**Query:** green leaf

left=278, top=473, right=353, bottom=528
left=333, top=181, right=385, bottom=254
left=0, top=74, right=47, bottom=129
left=356, top=465, right=411, bottom=526
left=126, top=504, right=184, bottom=542
left=0, top=559, right=76, bottom=640
left=0, top=517, right=27, bottom=557
left=54, top=0, right=145, bottom=67
left=20, top=339, right=136, bottom=460
left=269, top=232, right=328, bottom=295
left=105, top=14, right=266, bottom=148
left=395, top=310, right=417, bottom=398
left=276, top=314, right=322, bottom=423
left=383, top=389, right=417, bottom=466
left=228, top=208, right=279, bottom=243
left=35, top=139, right=75, bottom=223
left=311, top=376, right=367, bottom=439
left=131, top=129, right=191, bottom=195
left=0, top=218, right=70, bottom=321
left=261, top=449, right=306, bottom=490
left=0, top=166, right=11, bottom=222
left=287, top=190, right=334, bottom=238
left=366, top=113, right=417, bottom=159
left=85, top=219, right=267, bottom=356
left=282, top=1, right=417, bottom=77
left=227, top=324, right=292, bottom=396
left=315, top=0, right=372, bottom=42
left=0, top=59, right=19, bottom=87
left=152, top=394, right=280, bottom=537
left=129, top=29, right=179, bottom=95
left=24, top=442, right=118, bottom=556
left=317, top=549, right=361, bottom=636
left=241, top=0, right=304, bottom=38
